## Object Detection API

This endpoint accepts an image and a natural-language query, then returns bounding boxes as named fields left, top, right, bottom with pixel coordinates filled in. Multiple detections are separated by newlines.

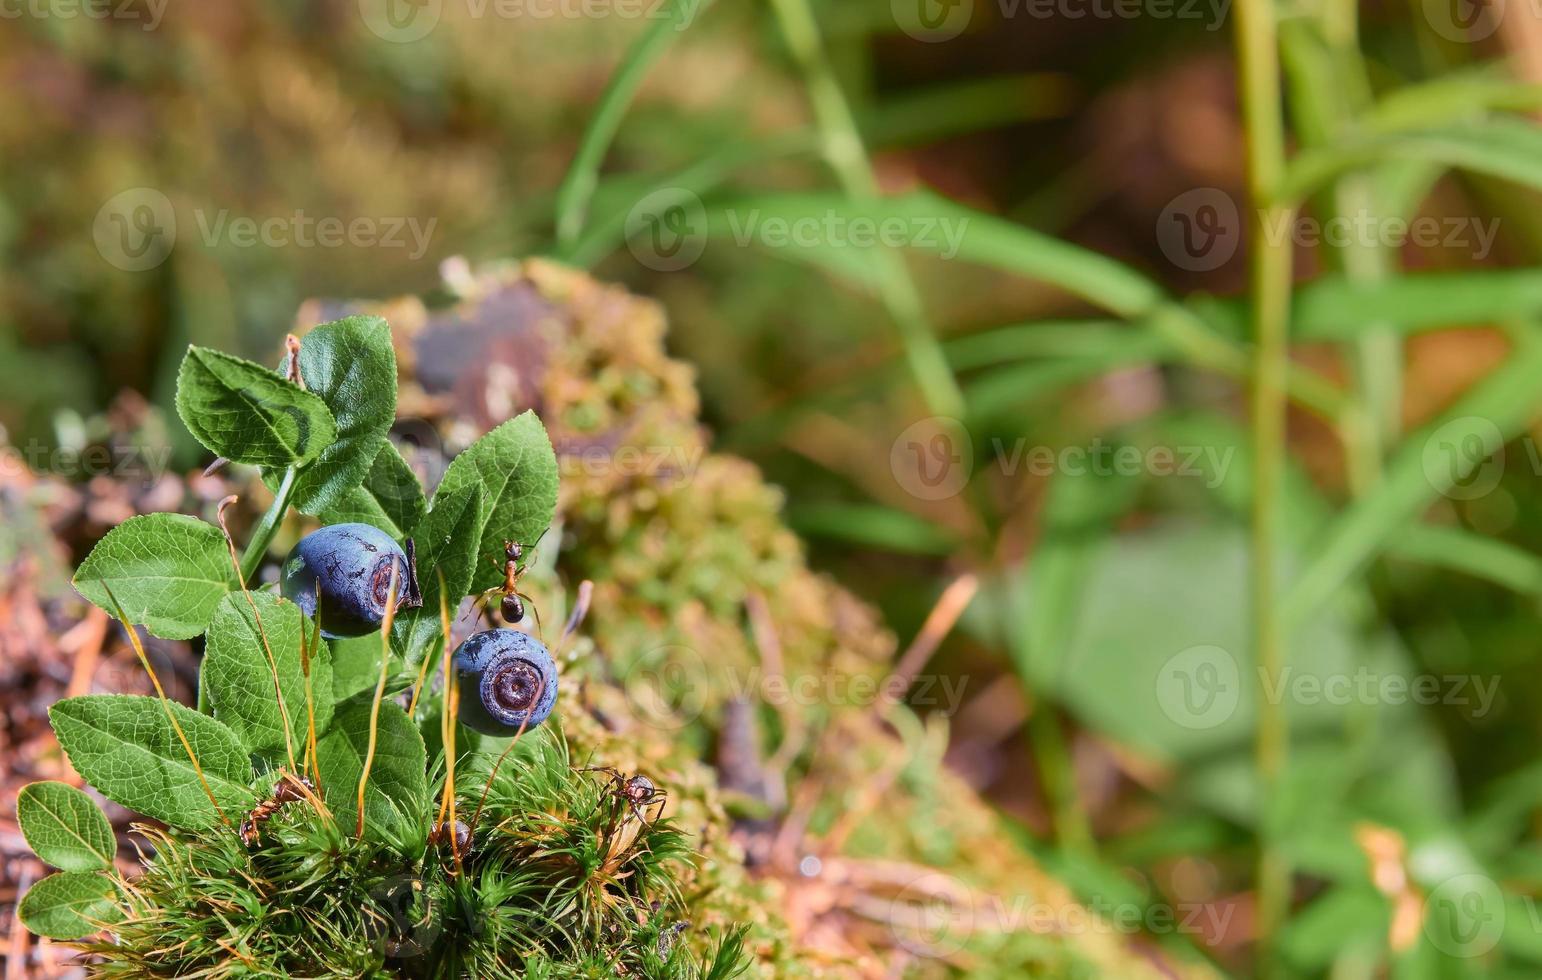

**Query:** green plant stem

left=552, top=0, right=706, bottom=253
left=239, top=467, right=297, bottom=585
left=1233, top=0, right=1292, bottom=967
left=767, top=0, right=965, bottom=421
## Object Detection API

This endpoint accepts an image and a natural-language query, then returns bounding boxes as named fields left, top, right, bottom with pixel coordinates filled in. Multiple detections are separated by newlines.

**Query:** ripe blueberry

left=451, top=629, right=559, bottom=735
left=280, top=523, right=417, bottom=639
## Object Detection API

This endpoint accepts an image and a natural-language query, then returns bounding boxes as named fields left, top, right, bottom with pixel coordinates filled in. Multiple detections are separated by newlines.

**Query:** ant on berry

left=581, top=766, right=668, bottom=827
left=478, top=537, right=546, bottom=634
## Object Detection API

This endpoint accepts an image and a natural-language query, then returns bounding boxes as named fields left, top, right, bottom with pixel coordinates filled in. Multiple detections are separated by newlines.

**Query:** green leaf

left=17, top=782, right=115, bottom=872
left=319, top=441, right=426, bottom=538
left=1283, top=336, right=1542, bottom=626
left=73, top=514, right=237, bottom=640
left=331, top=635, right=412, bottom=705
left=18, top=872, right=123, bottom=940
left=203, top=591, right=334, bottom=761
left=317, top=700, right=427, bottom=848
left=788, top=503, right=958, bottom=556
left=274, top=316, right=399, bottom=515
left=176, top=345, right=337, bottom=468
left=1281, top=119, right=1542, bottom=203
left=1385, top=524, right=1542, bottom=596
left=392, top=482, right=485, bottom=663
left=435, top=412, right=556, bottom=594
left=50, top=695, right=255, bottom=831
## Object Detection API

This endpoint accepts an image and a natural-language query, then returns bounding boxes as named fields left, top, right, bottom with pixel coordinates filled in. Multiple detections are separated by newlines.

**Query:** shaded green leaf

left=17, top=782, right=115, bottom=872
left=1282, top=119, right=1542, bottom=203
left=1283, top=336, right=1542, bottom=625
left=319, top=441, right=426, bottom=538
left=392, top=482, right=484, bottom=664
left=435, top=413, right=555, bottom=593
left=204, top=591, right=334, bottom=761
left=330, top=634, right=413, bottom=705
left=317, top=700, right=427, bottom=849
left=176, top=346, right=337, bottom=467
left=275, top=316, right=399, bottom=515
left=73, top=514, right=237, bottom=640
left=19, top=872, right=123, bottom=940
left=50, top=695, right=255, bottom=831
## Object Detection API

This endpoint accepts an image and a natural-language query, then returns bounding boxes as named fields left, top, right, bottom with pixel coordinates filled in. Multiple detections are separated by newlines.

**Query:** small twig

left=889, top=573, right=979, bottom=694
left=558, top=579, right=594, bottom=655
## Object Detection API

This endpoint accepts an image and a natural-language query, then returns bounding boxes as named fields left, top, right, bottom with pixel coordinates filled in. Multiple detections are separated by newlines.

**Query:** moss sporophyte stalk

left=21, top=321, right=752, bottom=977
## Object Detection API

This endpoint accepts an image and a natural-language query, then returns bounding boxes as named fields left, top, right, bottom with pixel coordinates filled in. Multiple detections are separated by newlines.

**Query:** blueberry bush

left=17, top=317, right=752, bottom=977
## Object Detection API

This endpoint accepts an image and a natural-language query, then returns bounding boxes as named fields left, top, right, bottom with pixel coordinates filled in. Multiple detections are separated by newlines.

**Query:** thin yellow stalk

left=99, top=581, right=230, bottom=828
left=216, top=496, right=298, bottom=774
left=356, top=565, right=402, bottom=839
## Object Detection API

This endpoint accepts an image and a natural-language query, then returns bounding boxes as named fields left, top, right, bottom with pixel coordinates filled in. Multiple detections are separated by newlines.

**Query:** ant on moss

left=581, top=767, right=668, bottom=828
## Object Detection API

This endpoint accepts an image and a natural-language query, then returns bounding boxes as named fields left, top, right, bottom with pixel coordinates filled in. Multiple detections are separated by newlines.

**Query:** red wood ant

left=581, top=766, right=668, bottom=827
left=239, top=771, right=315, bottom=845
left=479, top=539, right=543, bottom=635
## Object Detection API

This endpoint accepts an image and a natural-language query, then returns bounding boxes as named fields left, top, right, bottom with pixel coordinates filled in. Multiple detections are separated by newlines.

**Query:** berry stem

left=239, top=466, right=297, bottom=584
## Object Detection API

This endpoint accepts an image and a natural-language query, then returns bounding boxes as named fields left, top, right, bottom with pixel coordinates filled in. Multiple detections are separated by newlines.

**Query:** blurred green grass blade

left=859, top=74, right=1074, bottom=147
left=787, top=502, right=959, bottom=556
left=1384, top=524, right=1542, bottom=595
left=552, top=0, right=708, bottom=252
left=964, top=348, right=1169, bottom=418
left=1283, top=335, right=1542, bottom=626
left=1197, top=269, right=1542, bottom=342
left=709, top=190, right=1163, bottom=315
left=943, top=320, right=1136, bottom=369
left=1368, top=69, right=1542, bottom=133
left=1281, top=118, right=1542, bottom=203
left=1294, top=270, right=1542, bottom=339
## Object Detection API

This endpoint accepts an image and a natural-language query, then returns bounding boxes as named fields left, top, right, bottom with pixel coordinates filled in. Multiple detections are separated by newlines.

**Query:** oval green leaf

left=50, top=695, right=255, bottom=832
left=19, top=871, right=123, bottom=940
left=17, top=782, right=116, bottom=872
left=176, top=345, right=337, bottom=468
left=73, top=513, right=237, bottom=640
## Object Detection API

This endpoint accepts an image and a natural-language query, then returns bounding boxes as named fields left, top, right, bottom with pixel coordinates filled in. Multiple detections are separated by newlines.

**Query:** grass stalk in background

left=1233, top=0, right=1293, bottom=966
left=551, top=0, right=707, bottom=254
left=766, top=0, right=966, bottom=421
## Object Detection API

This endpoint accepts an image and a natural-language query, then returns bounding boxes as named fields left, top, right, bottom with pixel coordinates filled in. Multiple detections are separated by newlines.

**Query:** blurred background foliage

left=8, top=0, right=1542, bottom=975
